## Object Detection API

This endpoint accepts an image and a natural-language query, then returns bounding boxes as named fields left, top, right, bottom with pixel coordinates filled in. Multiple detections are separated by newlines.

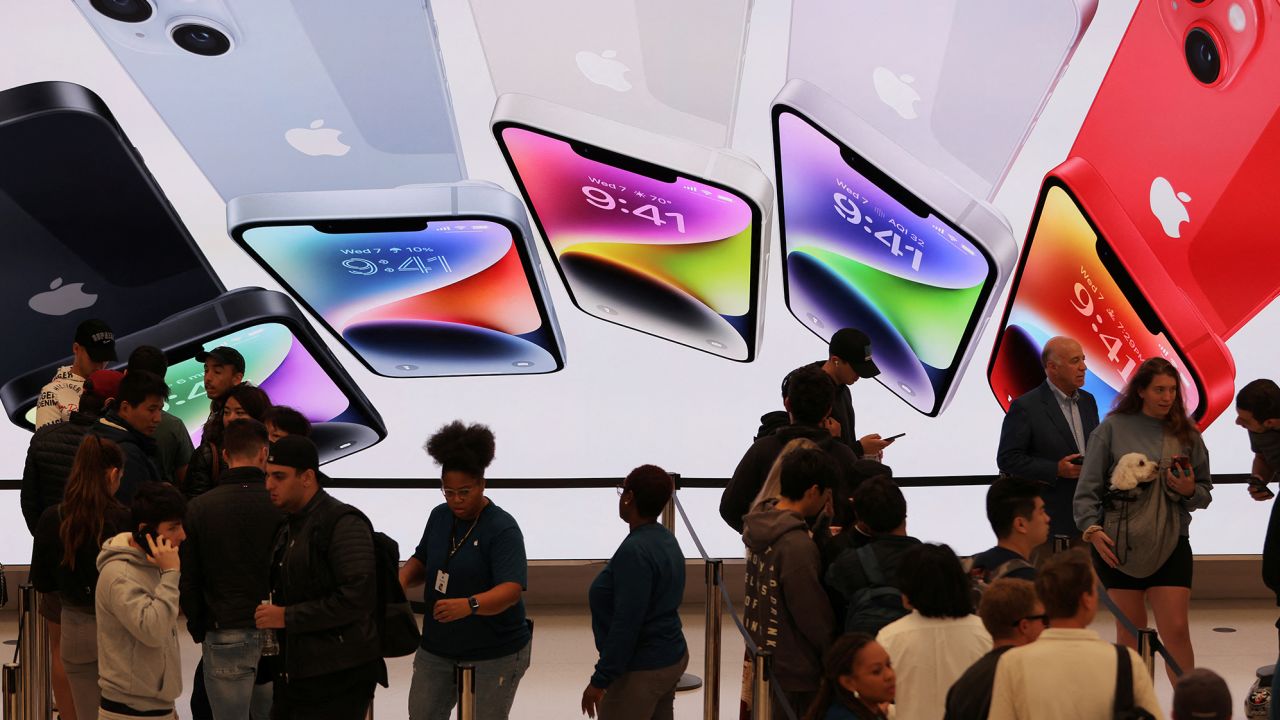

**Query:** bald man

left=996, top=337, right=1099, bottom=548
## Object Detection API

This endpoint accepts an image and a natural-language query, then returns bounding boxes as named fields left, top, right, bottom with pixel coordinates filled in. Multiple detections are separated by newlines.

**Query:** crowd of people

left=16, top=317, right=1279, bottom=720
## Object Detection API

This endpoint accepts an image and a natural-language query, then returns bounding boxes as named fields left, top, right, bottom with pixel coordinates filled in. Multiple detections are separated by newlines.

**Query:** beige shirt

left=988, top=628, right=1164, bottom=720
left=877, top=611, right=992, bottom=720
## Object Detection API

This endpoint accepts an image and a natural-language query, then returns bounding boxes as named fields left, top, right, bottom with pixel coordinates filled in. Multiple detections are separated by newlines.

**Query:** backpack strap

left=990, top=558, right=1034, bottom=582
left=1114, top=644, right=1135, bottom=715
left=857, top=544, right=887, bottom=586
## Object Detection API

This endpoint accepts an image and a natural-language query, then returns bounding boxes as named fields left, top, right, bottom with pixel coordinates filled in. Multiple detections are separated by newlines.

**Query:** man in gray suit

left=996, top=336, right=1099, bottom=549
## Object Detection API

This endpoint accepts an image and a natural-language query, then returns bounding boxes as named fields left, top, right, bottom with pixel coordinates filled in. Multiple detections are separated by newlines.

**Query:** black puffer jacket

left=270, top=489, right=382, bottom=681
left=91, top=413, right=161, bottom=504
left=179, top=466, right=284, bottom=642
left=21, top=411, right=97, bottom=534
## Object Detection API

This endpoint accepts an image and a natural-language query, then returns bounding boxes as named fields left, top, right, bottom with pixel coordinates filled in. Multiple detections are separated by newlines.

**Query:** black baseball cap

left=74, top=319, right=117, bottom=362
left=830, top=328, right=880, bottom=378
left=267, top=435, right=320, bottom=473
left=194, top=346, right=246, bottom=374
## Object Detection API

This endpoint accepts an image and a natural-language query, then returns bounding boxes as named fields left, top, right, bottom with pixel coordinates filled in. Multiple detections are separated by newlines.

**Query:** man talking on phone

left=95, top=481, right=188, bottom=720
left=996, top=336, right=1098, bottom=551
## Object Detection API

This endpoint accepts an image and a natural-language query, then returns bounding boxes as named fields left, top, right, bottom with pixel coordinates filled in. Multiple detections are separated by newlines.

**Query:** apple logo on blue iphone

left=284, top=119, right=351, bottom=157
left=872, top=66, right=921, bottom=120
left=574, top=49, right=632, bottom=92
left=28, top=277, right=97, bottom=316
left=1148, top=176, right=1192, bottom=238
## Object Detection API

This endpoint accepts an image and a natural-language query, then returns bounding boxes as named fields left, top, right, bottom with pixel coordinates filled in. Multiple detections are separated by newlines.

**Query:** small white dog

left=1109, top=452, right=1158, bottom=491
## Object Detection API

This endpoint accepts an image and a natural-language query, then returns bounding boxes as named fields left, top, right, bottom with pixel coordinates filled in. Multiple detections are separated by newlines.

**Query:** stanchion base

left=675, top=673, right=702, bottom=692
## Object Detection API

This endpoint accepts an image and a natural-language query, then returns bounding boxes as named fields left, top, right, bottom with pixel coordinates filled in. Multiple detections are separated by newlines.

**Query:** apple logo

left=29, top=277, right=97, bottom=316
left=574, top=50, right=632, bottom=92
left=873, top=67, right=921, bottom=120
left=1149, top=176, right=1192, bottom=238
left=284, top=119, right=351, bottom=157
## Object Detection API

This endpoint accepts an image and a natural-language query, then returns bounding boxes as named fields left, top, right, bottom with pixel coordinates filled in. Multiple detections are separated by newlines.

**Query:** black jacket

left=91, top=413, right=161, bottom=504
left=30, top=501, right=132, bottom=608
left=182, top=441, right=225, bottom=499
left=720, top=423, right=862, bottom=533
left=179, top=466, right=284, bottom=642
left=270, top=489, right=382, bottom=681
left=825, top=534, right=922, bottom=627
left=20, top=411, right=97, bottom=534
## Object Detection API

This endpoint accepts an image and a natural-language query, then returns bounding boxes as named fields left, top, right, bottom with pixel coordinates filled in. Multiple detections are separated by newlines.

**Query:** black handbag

left=1113, top=644, right=1157, bottom=720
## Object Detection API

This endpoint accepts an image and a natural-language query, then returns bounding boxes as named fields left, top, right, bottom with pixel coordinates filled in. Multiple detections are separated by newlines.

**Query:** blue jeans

left=408, top=642, right=532, bottom=720
left=203, top=628, right=273, bottom=720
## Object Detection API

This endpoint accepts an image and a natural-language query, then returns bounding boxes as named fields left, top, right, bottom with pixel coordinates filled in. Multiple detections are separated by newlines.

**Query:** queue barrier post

left=456, top=664, right=476, bottom=720
left=703, top=559, right=723, bottom=720
left=3, top=663, right=20, bottom=720
left=18, top=587, right=49, bottom=720
left=752, top=650, right=773, bottom=720
left=1136, top=628, right=1159, bottom=680
left=663, top=481, right=703, bottom=693
left=1052, top=534, right=1071, bottom=554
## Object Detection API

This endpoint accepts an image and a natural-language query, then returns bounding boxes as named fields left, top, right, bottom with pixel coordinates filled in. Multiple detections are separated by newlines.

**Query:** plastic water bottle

left=260, top=599, right=280, bottom=657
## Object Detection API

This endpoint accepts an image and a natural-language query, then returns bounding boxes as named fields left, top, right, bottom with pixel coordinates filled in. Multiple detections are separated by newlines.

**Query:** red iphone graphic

left=987, top=158, right=1235, bottom=429
left=1070, top=0, right=1280, bottom=338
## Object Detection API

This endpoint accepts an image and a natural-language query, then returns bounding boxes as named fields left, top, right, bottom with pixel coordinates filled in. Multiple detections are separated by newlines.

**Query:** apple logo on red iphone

left=1149, top=176, right=1192, bottom=238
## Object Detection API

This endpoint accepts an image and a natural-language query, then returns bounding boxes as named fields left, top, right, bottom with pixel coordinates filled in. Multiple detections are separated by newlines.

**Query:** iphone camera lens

left=91, top=0, right=152, bottom=23
left=1184, top=28, right=1221, bottom=84
left=172, top=23, right=231, bottom=56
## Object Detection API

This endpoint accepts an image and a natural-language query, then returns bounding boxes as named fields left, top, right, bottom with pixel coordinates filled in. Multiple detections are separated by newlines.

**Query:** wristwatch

left=468, top=596, right=480, bottom=615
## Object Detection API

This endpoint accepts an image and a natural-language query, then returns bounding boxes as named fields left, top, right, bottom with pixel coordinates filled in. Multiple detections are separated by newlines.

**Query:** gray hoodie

left=95, top=532, right=183, bottom=711
left=742, top=503, right=834, bottom=692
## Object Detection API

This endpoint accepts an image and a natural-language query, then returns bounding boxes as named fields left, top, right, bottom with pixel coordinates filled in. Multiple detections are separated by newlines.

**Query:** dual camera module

left=90, top=0, right=231, bottom=56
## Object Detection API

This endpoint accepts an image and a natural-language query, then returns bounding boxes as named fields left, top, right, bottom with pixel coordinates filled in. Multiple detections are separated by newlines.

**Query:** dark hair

left=223, top=418, right=269, bottom=461
left=896, top=543, right=973, bottom=618
left=130, top=481, right=187, bottom=528
left=853, top=476, right=906, bottom=534
left=263, top=405, right=312, bottom=437
left=117, top=370, right=169, bottom=409
left=779, top=447, right=837, bottom=501
left=204, top=384, right=271, bottom=447
left=77, top=379, right=108, bottom=417
left=1238, top=379, right=1280, bottom=422
left=986, top=476, right=1042, bottom=539
left=126, top=345, right=168, bottom=378
left=978, top=578, right=1039, bottom=641
left=624, top=464, right=673, bottom=518
left=1112, top=358, right=1197, bottom=445
left=784, top=365, right=835, bottom=424
left=1035, top=548, right=1095, bottom=620
left=59, top=435, right=125, bottom=569
left=804, top=633, right=882, bottom=720
left=425, top=421, right=496, bottom=478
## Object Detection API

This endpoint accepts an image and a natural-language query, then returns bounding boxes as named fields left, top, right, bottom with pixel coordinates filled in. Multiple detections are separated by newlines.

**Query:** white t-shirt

left=876, top=611, right=991, bottom=720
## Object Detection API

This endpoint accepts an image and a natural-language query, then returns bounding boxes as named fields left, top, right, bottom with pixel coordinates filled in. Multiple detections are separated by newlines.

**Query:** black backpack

left=845, top=544, right=910, bottom=635
left=960, top=555, right=1035, bottom=607
left=314, top=503, right=421, bottom=658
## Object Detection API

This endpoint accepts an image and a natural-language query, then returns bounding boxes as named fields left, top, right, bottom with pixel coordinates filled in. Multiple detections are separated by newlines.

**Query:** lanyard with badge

left=434, top=504, right=486, bottom=596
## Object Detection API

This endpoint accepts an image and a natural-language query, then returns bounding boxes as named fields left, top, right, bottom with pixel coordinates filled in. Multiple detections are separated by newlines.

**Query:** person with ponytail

left=1074, top=356, right=1211, bottom=682
left=400, top=421, right=532, bottom=720
left=29, top=434, right=131, bottom=720
left=804, top=633, right=896, bottom=720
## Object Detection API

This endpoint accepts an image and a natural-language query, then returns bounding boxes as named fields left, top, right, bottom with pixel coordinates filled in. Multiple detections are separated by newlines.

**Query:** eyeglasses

left=1014, top=614, right=1050, bottom=626
left=441, top=487, right=475, bottom=500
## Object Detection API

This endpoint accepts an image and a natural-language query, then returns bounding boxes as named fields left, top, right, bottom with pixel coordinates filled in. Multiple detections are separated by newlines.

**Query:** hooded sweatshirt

left=742, top=502, right=834, bottom=692
left=95, top=532, right=183, bottom=712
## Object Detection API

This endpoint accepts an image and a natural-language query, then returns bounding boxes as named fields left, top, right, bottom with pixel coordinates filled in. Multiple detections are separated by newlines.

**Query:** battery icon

left=716, top=195, right=733, bottom=202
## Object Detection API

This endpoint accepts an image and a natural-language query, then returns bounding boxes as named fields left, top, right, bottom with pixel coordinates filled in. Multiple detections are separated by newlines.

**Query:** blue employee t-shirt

left=413, top=501, right=531, bottom=661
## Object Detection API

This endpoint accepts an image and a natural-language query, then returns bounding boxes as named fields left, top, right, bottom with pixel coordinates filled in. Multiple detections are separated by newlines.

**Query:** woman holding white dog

left=1074, top=356, right=1211, bottom=682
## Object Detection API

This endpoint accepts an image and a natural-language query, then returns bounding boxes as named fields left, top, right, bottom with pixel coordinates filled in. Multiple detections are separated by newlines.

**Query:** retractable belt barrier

left=1050, top=535, right=1184, bottom=679
left=672, top=493, right=799, bottom=720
